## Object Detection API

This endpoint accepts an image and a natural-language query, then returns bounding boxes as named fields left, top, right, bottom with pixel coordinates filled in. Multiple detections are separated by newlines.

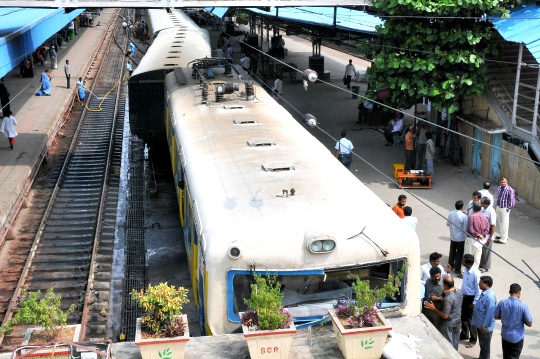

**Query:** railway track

left=0, top=10, right=128, bottom=349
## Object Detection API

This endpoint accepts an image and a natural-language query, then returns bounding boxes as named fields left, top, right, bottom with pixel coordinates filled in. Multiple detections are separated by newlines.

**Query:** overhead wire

left=221, top=29, right=540, bottom=286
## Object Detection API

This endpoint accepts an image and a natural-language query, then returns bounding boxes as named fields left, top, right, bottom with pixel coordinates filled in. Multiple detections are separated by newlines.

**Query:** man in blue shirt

left=471, top=276, right=497, bottom=359
left=495, top=283, right=533, bottom=359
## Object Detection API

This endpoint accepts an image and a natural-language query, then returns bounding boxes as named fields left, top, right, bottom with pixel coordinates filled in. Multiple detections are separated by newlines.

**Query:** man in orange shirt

left=392, top=194, right=407, bottom=218
left=405, top=126, right=416, bottom=171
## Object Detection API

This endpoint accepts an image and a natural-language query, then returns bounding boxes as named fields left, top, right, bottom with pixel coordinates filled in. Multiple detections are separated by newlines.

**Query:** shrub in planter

left=0, top=288, right=75, bottom=340
left=240, top=273, right=294, bottom=331
left=131, top=282, right=189, bottom=338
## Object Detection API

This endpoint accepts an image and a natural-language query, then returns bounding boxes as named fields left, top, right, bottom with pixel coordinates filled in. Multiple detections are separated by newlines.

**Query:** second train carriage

left=129, top=9, right=211, bottom=142
left=163, top=64, right=422, bottom=335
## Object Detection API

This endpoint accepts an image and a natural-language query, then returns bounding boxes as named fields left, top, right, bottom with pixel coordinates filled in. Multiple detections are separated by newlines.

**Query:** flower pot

left=241, top=314, right=296, bottom=359
left=329, top=309, right=392, bottom=359
left=135, top=315, right=190, bottom=359
left=20, top=324, right=81, bottom=359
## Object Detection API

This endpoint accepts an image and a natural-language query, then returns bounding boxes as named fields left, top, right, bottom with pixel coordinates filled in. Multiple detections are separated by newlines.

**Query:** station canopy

left=0, top=7, right=85, bottom=79
left=208, top=6, right=382, bottom=34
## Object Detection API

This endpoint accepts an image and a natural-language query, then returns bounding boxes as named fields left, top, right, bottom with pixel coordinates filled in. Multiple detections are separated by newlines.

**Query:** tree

left=366, top=0, right=523, bottom=114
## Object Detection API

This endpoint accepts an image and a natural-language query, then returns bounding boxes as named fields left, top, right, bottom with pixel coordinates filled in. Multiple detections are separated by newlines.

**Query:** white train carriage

left=129, top=9, right=211, bottom=141
left=163, top=65, right=422, bottom=335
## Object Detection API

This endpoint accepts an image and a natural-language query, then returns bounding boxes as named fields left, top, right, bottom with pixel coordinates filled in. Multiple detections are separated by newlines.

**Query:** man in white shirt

left=335, top=130, right=354, bottom=169
left=240, top=53, right=251, bottom=72
left=402, top=206, right=417, bottom=231
left=420, top=252, right=448, bottom=284
left=343, top=59, right=356, bottom=89
left=447, top=200, right=468, bottom=274
left=478, top=181, right=494, bottom=207
left=272, top=74, right=283, bottom=96
left=384, top=113, right=405, bottom=146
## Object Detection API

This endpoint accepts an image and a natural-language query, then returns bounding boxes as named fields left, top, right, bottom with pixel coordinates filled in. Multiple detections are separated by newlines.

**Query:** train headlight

left=307, top=238, right=336, bottom=254
left=229, top=246, right=241, bottom=259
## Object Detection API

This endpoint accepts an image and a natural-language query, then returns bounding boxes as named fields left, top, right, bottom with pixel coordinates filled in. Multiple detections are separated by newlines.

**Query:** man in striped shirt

left=494, top=177, right=515, bottom=244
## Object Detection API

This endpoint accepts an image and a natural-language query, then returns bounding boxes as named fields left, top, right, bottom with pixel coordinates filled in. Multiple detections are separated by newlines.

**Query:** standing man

left=392, top=194, right=407, bottom=219
left=447, top=200, right=468, bottom=275
left=129, top=42, right=136, bottom=57
left=277, top=35, right=285, bottom=59
left=404, top=126, right=416, bottom=171
left=226, top=44, right=233, bottom=64
left=420, top=252, right=448, bottom=283
left=402, top=206, right=417, bottom=231
left=495, top=176, right=515, bottom=244
left=335, top=130, right=353, bottom=169
left=495, top=283, right=533, bottom=359
left=343, top=59, right=356, bottom=90
left=1, top=110, right=18, bottom=150
left=239, top=53, right=251, bottom=72
left=49, top=43, right=57, bottom=69
left=422, top=267, right=444, bottom=330
left=468, top=201, right=489, bottom=266
left=460, top=254, right=481, bottom=347
left=415, top=121, right=429, bottom=170
left=479, top=181, right=494, bottom=206
left=424, top=276, right=463, bottom=350
left=272, top=74, right=283, bottom=98
left=471, top=276, right=497, bottom=359
left=480, top=197, right=496, bottom=273
left=466, top=191, right=483, bottom=214
left=64, top=59, right=71, bottom=88
left=425, top=131, right=435, bottom=182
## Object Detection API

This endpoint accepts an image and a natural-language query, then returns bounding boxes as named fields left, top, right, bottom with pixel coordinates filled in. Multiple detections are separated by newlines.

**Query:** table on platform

left=397, top=173, right=432, bottom=189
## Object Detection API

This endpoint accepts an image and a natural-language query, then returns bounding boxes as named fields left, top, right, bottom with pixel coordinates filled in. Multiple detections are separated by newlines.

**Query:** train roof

left=147, top=8, right=182, bottom=38
left=165, top=69, right=420, bottom=270
left=130, top=10, right=211, bottom=81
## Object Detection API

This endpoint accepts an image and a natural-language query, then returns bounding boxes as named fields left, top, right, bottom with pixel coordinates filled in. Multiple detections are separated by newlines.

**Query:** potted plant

left=240, top=273, right=296, bottom=359
left=131, top=282, right=190, bottom=359
left=329, top=268, right=405, bottom=359
left=0, top=288, right=79, bottom=358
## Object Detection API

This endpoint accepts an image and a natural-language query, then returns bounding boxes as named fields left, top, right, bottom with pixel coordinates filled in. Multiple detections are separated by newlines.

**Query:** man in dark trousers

left=64, top=59, right=71, bottom=88
left=495, top=283, right=533, bottom=359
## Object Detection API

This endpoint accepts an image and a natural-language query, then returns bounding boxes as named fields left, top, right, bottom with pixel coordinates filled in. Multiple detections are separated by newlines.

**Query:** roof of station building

left=491, top=4, right=540, bottom=63
left=0, top=7, right=84, bottom=78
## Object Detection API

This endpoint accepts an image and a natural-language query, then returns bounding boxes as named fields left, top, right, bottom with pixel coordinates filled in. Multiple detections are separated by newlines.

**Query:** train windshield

left=230, top=260, right=406, bottom=322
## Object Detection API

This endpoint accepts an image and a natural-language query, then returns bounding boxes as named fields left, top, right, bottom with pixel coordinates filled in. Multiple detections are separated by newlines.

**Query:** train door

left=472, top=128, right=482, bottom=173
left=196, top=235, right=207, bottom=335
left=490, top=134, right=502, bottom=182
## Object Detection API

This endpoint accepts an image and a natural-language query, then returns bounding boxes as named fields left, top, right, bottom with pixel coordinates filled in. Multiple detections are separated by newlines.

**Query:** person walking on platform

left=335, top=130, right=354, bottom=169
left=494, top=176, right=515, bottom=244
left=49, top=43, right=57, bottom=69
left=343, top=59, right=356, bottom=90
left=1, top=110, right=18, bottom=150
left=0, top=83, right=11, bottom=117
left=130, top=42, right=136, bottom=57
left=126, top=61, right=133, bottom=77
left=64, top=60, right=71, bottom=88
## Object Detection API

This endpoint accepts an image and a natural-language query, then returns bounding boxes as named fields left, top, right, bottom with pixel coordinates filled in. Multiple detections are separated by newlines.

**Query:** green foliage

left=243, top=273, right=293, bottom=330
left=337, top=265, right=406, bottom=328
left=131, top=282, right=189, bottom=336
left=0, top=288, right=75, bottom=336
left=366, top=0, right=523, bottom=113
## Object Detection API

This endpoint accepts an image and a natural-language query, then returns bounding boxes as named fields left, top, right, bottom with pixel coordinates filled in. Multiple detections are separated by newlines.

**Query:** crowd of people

left=390, top=176, right=531, bottom=358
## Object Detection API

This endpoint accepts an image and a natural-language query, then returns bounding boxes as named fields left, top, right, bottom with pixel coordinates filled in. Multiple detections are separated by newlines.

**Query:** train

left=129, top=9, right=421, bottom=336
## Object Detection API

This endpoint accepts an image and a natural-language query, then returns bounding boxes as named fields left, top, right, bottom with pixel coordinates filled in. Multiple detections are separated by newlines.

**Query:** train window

left=247, top=138, right=275, bottom=147
left=230, top=260, right=406, bottom=320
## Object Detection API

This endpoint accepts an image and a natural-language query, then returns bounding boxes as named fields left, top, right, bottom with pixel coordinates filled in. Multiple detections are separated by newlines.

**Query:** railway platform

left=0, top=11, right=539, bottom=359
left=0, top=9, right=114, bottom=247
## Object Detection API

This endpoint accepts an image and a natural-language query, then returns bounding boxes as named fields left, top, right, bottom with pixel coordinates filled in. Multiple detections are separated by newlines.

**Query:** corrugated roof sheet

left=492, top=4, right=540, bottom=63
left=246, top=7, right=382, bottom=33
left=0, top=7, right=84, bottom=79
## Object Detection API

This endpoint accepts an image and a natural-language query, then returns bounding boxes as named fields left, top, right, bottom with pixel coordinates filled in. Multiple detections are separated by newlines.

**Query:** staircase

left=486, top=32, right=540, bottom=159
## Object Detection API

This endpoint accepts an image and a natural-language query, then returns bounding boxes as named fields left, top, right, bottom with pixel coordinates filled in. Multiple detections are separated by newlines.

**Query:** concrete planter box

left=329, top=309, right=392, bottom=359
left=135, top=315, right=190, bottom=359
left=241, top=313, right=296, bottom=359
left=20, top=324, right=81, bottom=359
